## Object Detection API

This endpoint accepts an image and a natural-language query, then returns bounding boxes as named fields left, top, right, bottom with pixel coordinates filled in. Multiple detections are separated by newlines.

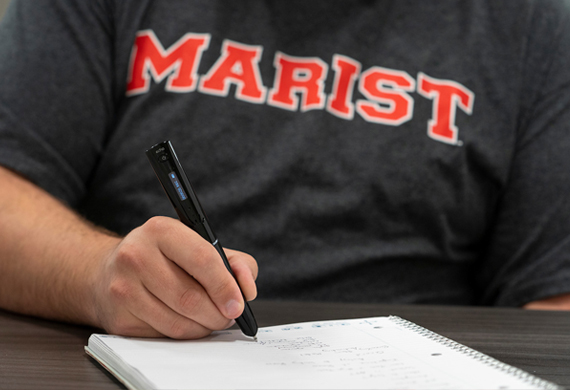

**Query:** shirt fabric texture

left=1, top=0, right=570, bottom=306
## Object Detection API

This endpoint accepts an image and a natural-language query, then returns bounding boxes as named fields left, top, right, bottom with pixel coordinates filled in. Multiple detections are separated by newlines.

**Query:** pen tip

left=253, top=336, right=258, bottom=342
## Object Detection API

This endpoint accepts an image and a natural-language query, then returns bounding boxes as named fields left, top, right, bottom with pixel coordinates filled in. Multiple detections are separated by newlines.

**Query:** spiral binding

left=387, top=316, right=561, bottom=390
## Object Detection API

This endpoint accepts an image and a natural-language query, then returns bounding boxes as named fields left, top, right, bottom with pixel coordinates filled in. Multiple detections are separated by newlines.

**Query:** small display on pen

left=168, top=172, right=188, bottom=201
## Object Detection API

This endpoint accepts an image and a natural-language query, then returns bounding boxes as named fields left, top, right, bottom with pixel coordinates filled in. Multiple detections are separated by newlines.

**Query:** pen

left=145, top=140, right=258, bottom=338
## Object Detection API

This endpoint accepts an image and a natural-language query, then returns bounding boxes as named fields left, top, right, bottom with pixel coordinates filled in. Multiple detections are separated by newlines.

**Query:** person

left=0, top=0, right=569, bottom=340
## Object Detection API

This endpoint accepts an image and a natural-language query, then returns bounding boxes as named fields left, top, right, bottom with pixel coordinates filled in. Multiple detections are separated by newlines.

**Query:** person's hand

left=90, top=216, right=258, bottom=339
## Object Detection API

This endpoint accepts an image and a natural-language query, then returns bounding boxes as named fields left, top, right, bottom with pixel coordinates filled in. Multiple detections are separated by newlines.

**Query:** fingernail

left=226, top=299, right=242, bottom=318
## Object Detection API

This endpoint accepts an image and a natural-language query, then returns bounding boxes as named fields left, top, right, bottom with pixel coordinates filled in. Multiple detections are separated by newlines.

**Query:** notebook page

left=86, top=316, right=558, bottom=390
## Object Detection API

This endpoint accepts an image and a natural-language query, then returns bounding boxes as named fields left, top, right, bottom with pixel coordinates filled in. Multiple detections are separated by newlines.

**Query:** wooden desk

left=1, top=301, right=569, bottom=389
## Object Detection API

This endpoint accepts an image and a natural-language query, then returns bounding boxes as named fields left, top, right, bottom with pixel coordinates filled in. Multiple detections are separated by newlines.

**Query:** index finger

left=151, top=218, right=245, bottom=319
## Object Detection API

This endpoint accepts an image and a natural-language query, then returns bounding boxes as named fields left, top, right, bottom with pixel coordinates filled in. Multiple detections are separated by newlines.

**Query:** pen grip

left=213, top=241, right=258, bottom=337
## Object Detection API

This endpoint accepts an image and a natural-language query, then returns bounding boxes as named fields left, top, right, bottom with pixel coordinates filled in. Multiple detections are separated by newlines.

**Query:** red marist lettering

left=417, top=72, right=475, bottom=144
left=326, top=55, right=361, bottom=120
left=267, top=52, right=328, bottom=112
left=126, top=30, right=210, bottom=96
left=126, top=30, right=478, bottom=146
left=355, top=67, right=415, bottom=126
left=198, top=40, right=266, bottom=104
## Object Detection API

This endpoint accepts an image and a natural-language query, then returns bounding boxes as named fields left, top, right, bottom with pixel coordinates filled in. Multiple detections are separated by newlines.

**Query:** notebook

left=85, top=316, right=561, bottom=390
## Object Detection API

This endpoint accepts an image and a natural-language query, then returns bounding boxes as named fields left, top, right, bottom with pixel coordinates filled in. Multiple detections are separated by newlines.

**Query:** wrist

left=82, top=233, right=122, bottom=328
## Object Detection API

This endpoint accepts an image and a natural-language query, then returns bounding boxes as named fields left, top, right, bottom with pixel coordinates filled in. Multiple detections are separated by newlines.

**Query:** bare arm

left=0, top=166, right=257, bottom=338
left=523, top=293, right=570, bottom=311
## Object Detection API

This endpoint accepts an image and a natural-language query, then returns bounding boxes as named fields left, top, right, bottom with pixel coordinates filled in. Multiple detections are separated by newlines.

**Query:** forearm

left=0, top=166, right=121, bottom=325
left=523, top=293, right=570, bottom=310
left=0, top=166, right=258, bottom=339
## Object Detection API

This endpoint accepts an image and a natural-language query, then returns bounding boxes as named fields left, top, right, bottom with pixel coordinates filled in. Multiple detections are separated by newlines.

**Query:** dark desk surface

left=1, top=300, right=569, bottom=389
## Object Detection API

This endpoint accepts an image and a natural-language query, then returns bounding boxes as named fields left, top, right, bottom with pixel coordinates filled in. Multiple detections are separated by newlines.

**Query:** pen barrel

left=213, top=241, right=234, bottom=276
left=213, top=241, right=258, bottom=337
left=236, top=301, right=258, bottom=337
left=146, top=140, right=258, bottom=338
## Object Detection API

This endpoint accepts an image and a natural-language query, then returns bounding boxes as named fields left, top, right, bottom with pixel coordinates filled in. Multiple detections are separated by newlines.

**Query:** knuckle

left=142, top=216, right=172, bottom=236
left=178, top=287, right=204, bottom=315
left=168, top=317, right=191, bottom=339
left=241, top=252, right=256, bottom=265
left=247, top=256, right=259, bottom=278
left=108, top=279, right=132, bottom=303
left=192, top=243, right=218, bottom=270
left=211, top=276, right=237, bottom=300
left=114, top=242, right=143, bottom=271
left=229, top=251, right=258, bottom=279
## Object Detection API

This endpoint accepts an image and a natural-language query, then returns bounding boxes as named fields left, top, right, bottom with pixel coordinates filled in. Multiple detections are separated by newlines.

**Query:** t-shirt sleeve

left=0, top=0, right=115, bottom=206
left=478, top=0, right=570, bottom=306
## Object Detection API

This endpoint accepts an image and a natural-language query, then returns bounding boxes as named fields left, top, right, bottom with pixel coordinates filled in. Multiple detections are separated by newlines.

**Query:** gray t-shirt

left=1, top=0, right=570, bottom=306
